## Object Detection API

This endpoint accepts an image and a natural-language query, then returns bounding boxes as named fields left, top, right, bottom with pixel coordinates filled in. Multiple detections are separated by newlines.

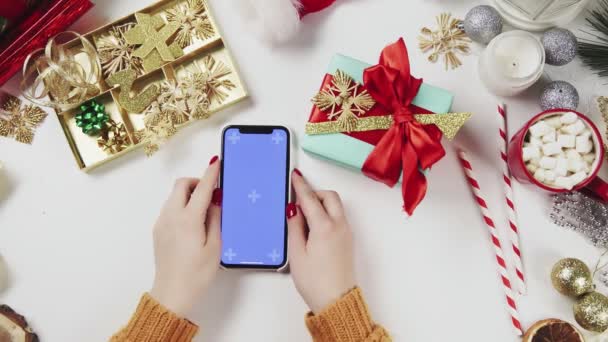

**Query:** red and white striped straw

left=498, top=104, right=527, bottom=295
left=457, top=149, right=524, bottom=336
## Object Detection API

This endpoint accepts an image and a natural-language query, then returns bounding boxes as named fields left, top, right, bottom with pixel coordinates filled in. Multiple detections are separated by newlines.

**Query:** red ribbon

left=362, top=38, right=445, bottom=215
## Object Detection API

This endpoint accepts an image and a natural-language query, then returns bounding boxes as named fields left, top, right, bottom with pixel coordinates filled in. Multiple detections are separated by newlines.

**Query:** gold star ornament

left=124, top=13, right=184, bottom=72
left=0, top=95, right=47, bottom=144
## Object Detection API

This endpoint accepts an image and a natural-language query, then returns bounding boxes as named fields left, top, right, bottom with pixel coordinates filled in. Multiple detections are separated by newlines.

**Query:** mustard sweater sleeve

left=305, top=287, right=391, bottom=342
left=110, top=293, right=198, bottom=342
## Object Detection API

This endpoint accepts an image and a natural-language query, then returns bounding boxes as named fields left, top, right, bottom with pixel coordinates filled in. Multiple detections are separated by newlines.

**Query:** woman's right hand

left=287, top=169, right=356, bottom=314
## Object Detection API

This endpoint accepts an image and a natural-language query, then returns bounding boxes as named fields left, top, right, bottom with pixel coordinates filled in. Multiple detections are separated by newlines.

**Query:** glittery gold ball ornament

left=574, top=292, right=608, bottom=333
left=551, top=258, right=594, bottom=297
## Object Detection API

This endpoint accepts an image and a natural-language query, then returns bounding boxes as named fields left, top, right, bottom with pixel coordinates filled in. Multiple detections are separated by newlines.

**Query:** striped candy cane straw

left=498, top=104, right=527, bottom=295
left=458, top=149, right=524, bottom=336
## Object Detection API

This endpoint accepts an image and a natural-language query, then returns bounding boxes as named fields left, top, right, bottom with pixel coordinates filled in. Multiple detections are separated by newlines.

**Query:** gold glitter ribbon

left=20, top=31, right=102, bottom=111
left=305, top=112, right=472, bottom=141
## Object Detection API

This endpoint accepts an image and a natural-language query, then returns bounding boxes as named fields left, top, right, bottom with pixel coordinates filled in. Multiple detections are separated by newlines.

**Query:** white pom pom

left=237, top=0, right=302, bottom=44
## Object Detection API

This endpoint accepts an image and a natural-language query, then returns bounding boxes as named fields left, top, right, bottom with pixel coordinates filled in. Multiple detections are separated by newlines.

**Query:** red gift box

left=0, top=0, right=94, bottom=86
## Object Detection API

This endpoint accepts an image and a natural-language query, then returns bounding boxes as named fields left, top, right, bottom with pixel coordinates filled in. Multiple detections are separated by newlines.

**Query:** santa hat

left=237, top=0, right=337, bottom=44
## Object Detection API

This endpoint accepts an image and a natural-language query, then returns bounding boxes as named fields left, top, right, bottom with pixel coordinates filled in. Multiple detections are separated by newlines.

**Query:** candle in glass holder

left=479, top=30, right=545, bottom=97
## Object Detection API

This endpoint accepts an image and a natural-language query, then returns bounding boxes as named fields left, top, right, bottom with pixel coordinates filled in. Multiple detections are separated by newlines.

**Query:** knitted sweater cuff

left=118, top=293, right=198, bottom=342
left=305, top=287, right=376, bottom=341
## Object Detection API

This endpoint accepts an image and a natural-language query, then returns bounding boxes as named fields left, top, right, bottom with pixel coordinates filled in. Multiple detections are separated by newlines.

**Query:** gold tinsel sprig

left=418, top=13, right=471, bottom=70
left=0, top=94, right=47, bottom=144
left=96, top=23, right=145, bottom=78
left=165, top=0, right=215, bottom=48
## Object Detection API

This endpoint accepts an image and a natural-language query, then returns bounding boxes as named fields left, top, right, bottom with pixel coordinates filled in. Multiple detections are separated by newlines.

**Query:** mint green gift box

left=301, top=54, right=454, bottom=174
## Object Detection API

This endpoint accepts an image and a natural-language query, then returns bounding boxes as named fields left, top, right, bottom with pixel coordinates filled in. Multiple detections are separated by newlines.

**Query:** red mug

left=507, top=109, right=608, bottom=201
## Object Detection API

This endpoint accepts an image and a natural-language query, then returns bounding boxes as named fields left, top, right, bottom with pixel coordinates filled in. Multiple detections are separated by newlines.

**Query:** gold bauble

left=551, top=258, right=594, bottom=297
left=574, top=292, right=608, bottom=333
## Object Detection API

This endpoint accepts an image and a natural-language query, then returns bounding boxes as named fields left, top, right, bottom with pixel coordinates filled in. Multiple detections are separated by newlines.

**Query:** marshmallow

left=539, top=156, right=557, bottom=169
left=544, top=170, right=556, bottom=182
left=542, top=130, right=557, bottom=143
left=580, top=130, right=592, bottom=139
left=529, top=121, right=552, bottom=137
left=562, top=120, right=586, bottom=135
left=565, top=149, right=582, bottom=161
left=555, top=157, right=568, bottom=176
left=526, top=163, right=539, bottom=174
left=523, top=146, right=541, bottom=161
left=583, top=153, right=596, bottom=164
left=557, top=134, right=576, bottom=148
left=529, top=137, right=543, bottom=148
left=554, top=176, right=574, bottom=190
left=569, top=171, right=588, bottom=186
left=530, top=157, right=541, bottom=167
left=567, top=159, right=585, bottom=173
left=575, top=136, right=593, bottom=154
left=534, top=169, right=546, bottom=182
left=560, top=112, right=579, bottom=125
left=545, top=116, right=563, bottom=128
left=542, top=142, right=562, bottom=156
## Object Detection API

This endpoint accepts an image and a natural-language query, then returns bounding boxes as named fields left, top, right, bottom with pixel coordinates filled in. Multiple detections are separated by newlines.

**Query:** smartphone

left=220, top=125, right=291, bottom=270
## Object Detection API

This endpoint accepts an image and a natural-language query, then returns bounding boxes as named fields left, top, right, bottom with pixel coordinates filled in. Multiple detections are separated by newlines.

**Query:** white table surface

left=1, top=0, right=608, bottom=341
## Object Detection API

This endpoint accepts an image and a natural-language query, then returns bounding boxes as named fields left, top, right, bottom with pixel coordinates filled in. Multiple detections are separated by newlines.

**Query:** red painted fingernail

left=212, top=188, right=222, bottom=206
left=293, top=168, right=302, bottom=177
left=286, top=203, right=297, bottom=219
left=209, top=155, right=219, bottom=165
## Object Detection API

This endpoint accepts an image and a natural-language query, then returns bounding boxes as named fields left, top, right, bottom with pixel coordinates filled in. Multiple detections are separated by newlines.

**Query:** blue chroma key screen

left=221, top=127, right=289, bottom=267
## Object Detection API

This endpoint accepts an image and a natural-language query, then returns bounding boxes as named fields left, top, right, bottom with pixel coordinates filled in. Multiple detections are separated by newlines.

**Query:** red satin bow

left=362, top=38, right=446, bottom=215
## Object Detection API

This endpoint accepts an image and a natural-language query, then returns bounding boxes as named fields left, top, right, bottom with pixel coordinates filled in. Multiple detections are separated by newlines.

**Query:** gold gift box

left=50, top=0, right=247, bottom=172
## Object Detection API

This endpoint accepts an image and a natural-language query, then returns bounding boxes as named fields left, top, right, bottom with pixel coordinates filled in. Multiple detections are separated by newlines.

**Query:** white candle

left=479, top=30, right=545, bottom=96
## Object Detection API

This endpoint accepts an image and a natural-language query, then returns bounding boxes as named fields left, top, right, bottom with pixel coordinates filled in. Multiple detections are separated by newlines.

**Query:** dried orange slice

left=523, top=319, right=584, bottom=342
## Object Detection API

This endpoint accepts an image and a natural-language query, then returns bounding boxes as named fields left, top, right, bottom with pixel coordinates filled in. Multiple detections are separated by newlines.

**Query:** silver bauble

left=463, top=5, right=503, bottom=45
left=542, top=28, right=577, bottom=66
left=540, top=81, right=579, bottom=111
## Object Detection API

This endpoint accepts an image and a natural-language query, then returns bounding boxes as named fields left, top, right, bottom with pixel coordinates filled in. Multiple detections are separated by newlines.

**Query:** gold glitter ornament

left=124, top=13, right=184, bottom=72
left=305, top=112, right=471, bottom=140
left=551, top=258, right=594, bottom=297
left=0, top=95, right=47, bottom=144
left=96, top=23, right=145, bottom=78
left=165, top=0, right=215, bottom=48
left=97, top=120, right=131, bottom=154
left=574, top=292, right=608, bottom=333
left=418, top=13, right=471, bottom=70
left=107, top=69, right=160, bottom=114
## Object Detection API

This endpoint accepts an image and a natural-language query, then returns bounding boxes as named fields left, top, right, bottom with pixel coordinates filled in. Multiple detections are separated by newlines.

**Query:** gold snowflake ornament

left=418, top=13, right=471, bottom=70
left=96, top=23, right=145, bottom=78
left=182, top=55, right=235, bottom=106
left=0, top=95, right=47, bottom=144
left=138, top=55, right=235, bottom=156
left=136, top=119, right=178, bottom=156
left=312, top=70, right=375, bottom=132
left=166, top=0, right=215, bottom=48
